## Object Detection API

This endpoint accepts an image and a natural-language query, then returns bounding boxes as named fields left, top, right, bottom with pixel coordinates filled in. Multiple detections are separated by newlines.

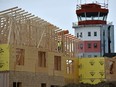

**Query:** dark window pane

left=77, top=33, right=79, bottom=37
left=94, top=32, right=97, bottom=36
left=54, top=56, right=61, bottom=71
left=13, top=82, right=16, bottom=87
left=88, top=32, right=91, bottom=36
left=41, top=83, right=46, bottom=87
left=80, top=32, right=82, bottom=37
left=94, top=43, right=97, bottom=48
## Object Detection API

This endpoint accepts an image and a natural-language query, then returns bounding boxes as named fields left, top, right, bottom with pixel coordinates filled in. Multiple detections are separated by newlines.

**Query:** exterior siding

left=84, top=41, right=101, bottom=52
left=100, top=25, right=114, bottom=56
left=77, top=41, right=101, bottom=58
left=78, top=41, right=101, bottom=52
left=75, top=24, right=114, bottom=58
left=75, top=26, right=100, bottom=41
left=0, top=72, right=9, bottom=87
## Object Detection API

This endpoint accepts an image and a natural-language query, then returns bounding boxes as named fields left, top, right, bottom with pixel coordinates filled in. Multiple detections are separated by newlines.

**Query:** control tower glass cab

left=73, top=1, right=114, bottom=58
left=76, top=3, right=108, bottom=25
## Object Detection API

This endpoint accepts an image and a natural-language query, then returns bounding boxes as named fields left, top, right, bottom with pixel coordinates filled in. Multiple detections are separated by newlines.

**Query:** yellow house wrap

left=0, top=44, right=9, bottom=71
left=79, top=57, right=105, bottom=84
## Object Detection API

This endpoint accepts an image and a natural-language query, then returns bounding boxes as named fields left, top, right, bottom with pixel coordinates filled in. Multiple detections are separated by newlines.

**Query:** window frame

left=38, top=51, right=46, bottom=67
left=88, top=43, right=91, bottom=48
left=94, top=32, right=97, bottom=36
left=16, top=48, right=25, bottom=65
left=54, top=56, right=61, bottom=71
left=94, top=43, right=97, bottom=48
left=13, top=82, right=22, bottom=87
left=88, top=32, right=91, bottom=36
left=41, top=83, right=46, bottom=87
left=80, top=32, right=82, bottom=37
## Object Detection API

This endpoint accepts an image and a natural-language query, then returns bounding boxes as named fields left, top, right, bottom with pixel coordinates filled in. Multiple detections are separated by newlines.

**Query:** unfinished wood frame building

left=0, top=7, right=79, bottom=87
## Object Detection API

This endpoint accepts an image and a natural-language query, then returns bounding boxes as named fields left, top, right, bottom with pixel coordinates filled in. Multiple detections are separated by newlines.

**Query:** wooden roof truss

left=0, top=7, right=79, bottom=57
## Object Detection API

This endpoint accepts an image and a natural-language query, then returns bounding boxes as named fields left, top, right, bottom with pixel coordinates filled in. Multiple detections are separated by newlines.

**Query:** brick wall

left=9, top=71, right=65, bottom=87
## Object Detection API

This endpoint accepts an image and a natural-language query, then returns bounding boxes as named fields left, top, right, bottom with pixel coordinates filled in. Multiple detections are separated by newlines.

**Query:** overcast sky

left=0, top=0, right=116, bottom=50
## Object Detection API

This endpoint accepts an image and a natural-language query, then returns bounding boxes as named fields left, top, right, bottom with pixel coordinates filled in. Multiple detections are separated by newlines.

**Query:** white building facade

left=73, top=2, right=114, bottom=58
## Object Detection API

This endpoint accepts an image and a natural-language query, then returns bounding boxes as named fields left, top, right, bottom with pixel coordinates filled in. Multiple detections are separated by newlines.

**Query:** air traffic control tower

left=72, top=1, right=114, bottom=58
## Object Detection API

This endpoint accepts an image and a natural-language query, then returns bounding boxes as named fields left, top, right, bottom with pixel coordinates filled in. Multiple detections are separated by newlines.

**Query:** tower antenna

left=77, top=0, right=79, bottom=5
left=80, top=0, right=81, bottom=5
left=85, top=0, right=87, bottom=4
left=107, top=0, right=109, bottom=8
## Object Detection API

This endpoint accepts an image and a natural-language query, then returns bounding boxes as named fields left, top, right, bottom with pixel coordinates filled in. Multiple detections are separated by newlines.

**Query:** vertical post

left=7, top=17, right=12, bottom=45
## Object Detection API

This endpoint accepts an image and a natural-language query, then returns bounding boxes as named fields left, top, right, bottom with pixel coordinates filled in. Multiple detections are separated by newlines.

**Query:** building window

left=13, top=82, right=16, bottom=87
left=80, top=44, right=83, bottom=49
left=54, top=56, right=61, bottom=71
left=66, top=60, right=74, bottom=74
left=94, top=32, right=97, bottom=36
left=94, top=43, right=97, bottom=48
left=94, top=55, right=97, bottom=57
left=38, top=51, right=46, bottom=67
left=80, top=32, right=82, bottom=37
left=81, top=56, right=83, bottom=58
left=16, top=48, right=25, bottom=65
left=77, top=33, right=79, bottom=38
left=88, top=43, right=91, bottom=48
left=88, top=32, right=91, bottom=36
left=13, top=82, right=22, bottom=87
left=51, top=85, right=59, bottom=87
left=41, top=83, right=46, bottom=87
left=88, top=55, right=91, bottom=57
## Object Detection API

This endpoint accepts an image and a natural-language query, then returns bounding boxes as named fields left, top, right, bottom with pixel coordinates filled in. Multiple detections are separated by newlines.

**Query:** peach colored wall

left=105, top=57, right=116, bottom=81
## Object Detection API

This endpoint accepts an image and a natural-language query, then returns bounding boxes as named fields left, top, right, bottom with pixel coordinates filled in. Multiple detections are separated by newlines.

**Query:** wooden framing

left=0, top=7, right=80, bottom=57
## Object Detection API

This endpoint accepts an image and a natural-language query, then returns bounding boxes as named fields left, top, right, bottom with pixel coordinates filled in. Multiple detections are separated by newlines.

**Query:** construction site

left=0, top=0, right=116, bottom=87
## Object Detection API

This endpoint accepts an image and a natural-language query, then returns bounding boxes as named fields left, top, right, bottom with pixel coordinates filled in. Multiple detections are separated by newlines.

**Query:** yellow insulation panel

left=80, top=79, right=104, bottom=84
left=0, top=44, right=9, bottom=71
left=79, top=57, right=105, bottom=84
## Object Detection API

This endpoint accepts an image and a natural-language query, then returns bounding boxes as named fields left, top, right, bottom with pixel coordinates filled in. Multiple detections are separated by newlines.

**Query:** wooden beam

left=0, top=7, right=18, bottom=13
left=0, top=8, right=22, bottom=15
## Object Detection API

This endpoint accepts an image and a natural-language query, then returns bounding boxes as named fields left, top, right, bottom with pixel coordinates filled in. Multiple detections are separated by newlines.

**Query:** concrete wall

left=0, top=72, right=9, bottom=87
left=9, top=71, right=64, bottom=87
